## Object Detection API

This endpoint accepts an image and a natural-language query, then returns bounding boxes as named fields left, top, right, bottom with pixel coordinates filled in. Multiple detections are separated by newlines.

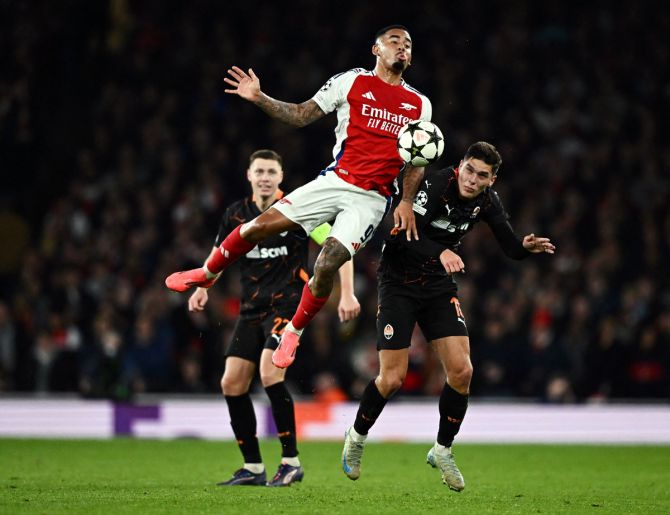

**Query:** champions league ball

left=397, top=120, right=445, bottom=167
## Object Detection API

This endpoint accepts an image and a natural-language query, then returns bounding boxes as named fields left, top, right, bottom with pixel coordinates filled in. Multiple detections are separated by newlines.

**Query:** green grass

left=1, top=439, right=669, bottom=514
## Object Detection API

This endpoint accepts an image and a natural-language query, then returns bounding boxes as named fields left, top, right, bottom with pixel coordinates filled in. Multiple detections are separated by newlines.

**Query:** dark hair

left=249, top=149, right=282, bottom=167
left=463, top=141, right=502, bottom=175
left=374, top=24, right=410, bottom=41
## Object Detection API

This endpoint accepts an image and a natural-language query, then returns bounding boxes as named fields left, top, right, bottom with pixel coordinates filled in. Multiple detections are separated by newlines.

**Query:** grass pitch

left=1, top=439, right=669, bottom=514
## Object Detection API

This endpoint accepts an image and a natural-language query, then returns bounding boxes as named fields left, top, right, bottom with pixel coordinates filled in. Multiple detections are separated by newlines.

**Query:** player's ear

left=246, top=168, right=253, bottom=183
left=372, top=42, right=380, bottom=57
left=489, top=174, right=497, bottom=186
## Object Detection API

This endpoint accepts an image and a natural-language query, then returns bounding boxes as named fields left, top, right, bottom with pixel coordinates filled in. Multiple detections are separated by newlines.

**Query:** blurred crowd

left=1, top=0, right=669, bottom=402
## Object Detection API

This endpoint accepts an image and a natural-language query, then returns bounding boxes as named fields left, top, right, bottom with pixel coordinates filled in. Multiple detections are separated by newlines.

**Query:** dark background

left=1, top=0, right=668, bottom=402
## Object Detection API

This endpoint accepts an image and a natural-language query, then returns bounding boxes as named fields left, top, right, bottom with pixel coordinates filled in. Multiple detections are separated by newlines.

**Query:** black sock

left=437, top=383, right=469, bottom=447
left=353, top=379, right=388, bottom=435
left=224, top=393, right=262, bottom=464
left=264, top=382, right=298, bottom=458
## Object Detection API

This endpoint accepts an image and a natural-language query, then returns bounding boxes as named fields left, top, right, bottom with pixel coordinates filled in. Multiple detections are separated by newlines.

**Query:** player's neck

left=374, top=64, right=403, bottom=85
left=255, top=197, right=274, bottom=211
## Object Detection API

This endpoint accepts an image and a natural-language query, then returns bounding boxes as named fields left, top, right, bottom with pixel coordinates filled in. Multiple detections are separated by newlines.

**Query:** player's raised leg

left=165, top=208, right=299, bottom=292
left=272, top=237, right=350, bottom=368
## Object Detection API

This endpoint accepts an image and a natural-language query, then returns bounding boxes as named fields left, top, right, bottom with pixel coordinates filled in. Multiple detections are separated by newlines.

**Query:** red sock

left=206, top=225, right=255, bottom=273
left=291, top=283, right=330, bottom=330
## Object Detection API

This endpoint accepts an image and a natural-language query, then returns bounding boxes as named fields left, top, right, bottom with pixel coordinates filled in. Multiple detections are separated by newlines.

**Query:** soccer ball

left=397, top=120, right=445, bottom=167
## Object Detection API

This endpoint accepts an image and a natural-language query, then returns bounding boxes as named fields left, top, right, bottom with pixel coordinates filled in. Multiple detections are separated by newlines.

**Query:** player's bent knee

left=378, top=373, right=405, bottom=397
left=448, top=363, right=473, bottom=391
left=221, top=376, right=247, bottom=396
left=260, top=371, right=285, bottom=387
left=240, top=219, right=267, bottom=242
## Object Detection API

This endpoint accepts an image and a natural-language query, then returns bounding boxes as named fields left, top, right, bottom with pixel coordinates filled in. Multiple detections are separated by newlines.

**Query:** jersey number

left=360, top=224, right=374, bottom=243
left=271, top=317, right=290, bottom=335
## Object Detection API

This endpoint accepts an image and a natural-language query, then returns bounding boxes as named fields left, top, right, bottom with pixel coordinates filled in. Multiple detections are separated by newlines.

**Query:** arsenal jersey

left=312, top=68, right=432, bottom=197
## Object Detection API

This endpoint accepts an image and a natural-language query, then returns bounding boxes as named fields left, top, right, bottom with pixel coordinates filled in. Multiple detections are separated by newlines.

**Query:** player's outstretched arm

left=393, top=165, right=425, bottom=241
left=223, top=66, right=325, bottom=127
left=337, top=259, right=360, bottom=322
left=522, top=233, right=555, bottom=254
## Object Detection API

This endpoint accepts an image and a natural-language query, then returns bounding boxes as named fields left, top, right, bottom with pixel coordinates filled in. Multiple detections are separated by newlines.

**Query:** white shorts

left=273, top=171, right=390, bottom=256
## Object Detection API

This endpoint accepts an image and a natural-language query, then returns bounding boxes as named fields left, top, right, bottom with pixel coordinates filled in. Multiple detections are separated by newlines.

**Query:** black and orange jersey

left=214, top=194, right=309, bottom=316
left=380, top=166, right=529, bottom=286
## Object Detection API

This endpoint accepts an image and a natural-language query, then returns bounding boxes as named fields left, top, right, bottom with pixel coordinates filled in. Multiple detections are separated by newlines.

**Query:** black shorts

left=376, top=279, right=468, bottom=350
left=225, top=304, right=295, bottom=362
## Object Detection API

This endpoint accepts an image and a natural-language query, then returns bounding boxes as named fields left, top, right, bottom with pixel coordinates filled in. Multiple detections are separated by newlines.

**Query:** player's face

left=457, top=158, right=496, bottom=199
left=373, top=29, right=412, bottom=72
left=247, top=158, right=283, bottom=199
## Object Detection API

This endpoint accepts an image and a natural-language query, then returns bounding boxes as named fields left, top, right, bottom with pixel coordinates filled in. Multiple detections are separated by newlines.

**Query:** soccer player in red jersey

left=166, top=25, right=432, bottom=368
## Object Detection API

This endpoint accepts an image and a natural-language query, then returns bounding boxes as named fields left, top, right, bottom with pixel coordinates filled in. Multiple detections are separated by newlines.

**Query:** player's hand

left=223, top=66, right=261, bottom=102
left=338, top=293, right=361, bottom=322
left=393, top=200, right=419, bottom=241
left=188, top=287, right=209, bottom=312
left=439, top=248, right=465, bottom=274
left=522, top=234, right=555, bottom=254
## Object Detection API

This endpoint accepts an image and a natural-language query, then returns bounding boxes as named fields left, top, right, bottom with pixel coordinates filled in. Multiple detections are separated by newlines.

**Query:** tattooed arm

left=392, top=165, right=425, bottom=241
left=224, top=66, right=326, bottom=127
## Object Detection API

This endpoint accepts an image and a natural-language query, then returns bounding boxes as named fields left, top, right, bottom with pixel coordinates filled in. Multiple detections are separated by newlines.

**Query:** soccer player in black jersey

left=341, top=141, right=555, bottom=490
left=188, top=150, right=359, bottom=487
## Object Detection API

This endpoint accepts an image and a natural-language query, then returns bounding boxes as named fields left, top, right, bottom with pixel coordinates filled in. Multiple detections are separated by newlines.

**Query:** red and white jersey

left=312, top=68, right=432, bottom=197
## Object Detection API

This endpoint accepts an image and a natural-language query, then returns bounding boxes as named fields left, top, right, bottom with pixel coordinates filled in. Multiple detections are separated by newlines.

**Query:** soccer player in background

left=188, top=149, right=360, bottom=486
left=166, top=25, right=432, bottom=369
left=341, top=142, right=555, bottom=491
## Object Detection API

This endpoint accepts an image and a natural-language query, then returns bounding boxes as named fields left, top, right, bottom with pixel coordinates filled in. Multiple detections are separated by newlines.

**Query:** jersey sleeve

left=419, top=95, right=432, bottom=122
left=213, top=206, right=236, bottom=247
left=484, top=190, right=531, bottom=260
left=311, top=68, right=363, bottom=114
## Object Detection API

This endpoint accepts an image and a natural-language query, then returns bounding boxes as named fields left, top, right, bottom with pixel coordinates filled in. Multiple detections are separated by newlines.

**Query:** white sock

left=435, top=442, right=450, bottom=453
left=203, top=265, right=220, bottom=280
left=281, top=456, right=301, bottom=467
left=349, top=427, right=367, bottom=442
left=243, top=463, right=265, bottom=474
left=284, top=321, right=304, bottom=337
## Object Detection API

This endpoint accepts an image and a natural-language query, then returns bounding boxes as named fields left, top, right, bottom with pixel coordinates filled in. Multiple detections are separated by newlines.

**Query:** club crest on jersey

left=384, top=324, right=394, bottom=340
left=399, top=102, right=417, bottom=111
